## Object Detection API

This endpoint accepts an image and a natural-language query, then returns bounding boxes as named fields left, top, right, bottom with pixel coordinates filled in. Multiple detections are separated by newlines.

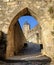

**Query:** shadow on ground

left=17, top=42, right=42, bottom=56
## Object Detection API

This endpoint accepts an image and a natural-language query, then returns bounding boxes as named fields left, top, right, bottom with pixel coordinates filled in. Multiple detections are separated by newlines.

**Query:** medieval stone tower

left=23, top=22, right=30, bottom=38
left=0, top=0, right=54, bottom=63
left=23, top=22, right=41, bottom=44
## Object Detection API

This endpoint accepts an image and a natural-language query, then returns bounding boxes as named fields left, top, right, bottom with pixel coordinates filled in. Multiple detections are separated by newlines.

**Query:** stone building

left=0, top=1, right=54, bottom=64
left=23, top=22, right=41, bottom=44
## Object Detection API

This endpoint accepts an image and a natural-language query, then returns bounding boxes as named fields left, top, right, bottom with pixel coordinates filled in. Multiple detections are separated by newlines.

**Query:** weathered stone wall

left=6, top=21, right=26, bottom=58
left=0, top=0, right=54, bottom=61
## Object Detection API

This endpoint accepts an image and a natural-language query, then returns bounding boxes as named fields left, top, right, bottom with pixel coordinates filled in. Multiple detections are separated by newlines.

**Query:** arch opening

left=6, top=8, right=43, bottom=58
left=17, top=15, right=43, bottom=56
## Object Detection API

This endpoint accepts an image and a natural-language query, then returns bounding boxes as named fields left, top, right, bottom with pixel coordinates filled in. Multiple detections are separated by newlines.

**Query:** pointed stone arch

left=0, top=0, right=53, bottom=61
left=6, top=6, right=52, bottom=59
left=6, top=7, right=43, bottom=58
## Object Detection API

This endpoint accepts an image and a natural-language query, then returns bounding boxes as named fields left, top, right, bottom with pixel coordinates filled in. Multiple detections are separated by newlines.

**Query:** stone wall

left=0, top=0, right=54, bottom=61
left=6, top=21, right=26, bottom=58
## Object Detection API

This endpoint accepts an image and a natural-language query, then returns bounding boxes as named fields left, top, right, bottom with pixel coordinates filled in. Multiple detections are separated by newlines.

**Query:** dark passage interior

left=0, top=31, right=6, bottom=59
left=18, top=42, right=43, bottom=56
left=17, top=15, right=43, bottom=56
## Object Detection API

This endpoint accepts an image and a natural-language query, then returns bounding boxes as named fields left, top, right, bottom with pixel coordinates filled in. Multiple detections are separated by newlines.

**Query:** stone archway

left=0, top=0, right=53, bottom=62
left=5, top=6, right=52, bottom=59
left=6, top=8, right=43, bottom=58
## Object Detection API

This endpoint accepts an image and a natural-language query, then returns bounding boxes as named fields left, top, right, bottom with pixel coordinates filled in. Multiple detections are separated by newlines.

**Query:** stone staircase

left=0, top=55, right=51, bottom=65
left=0, top=62, right=50, bottom=65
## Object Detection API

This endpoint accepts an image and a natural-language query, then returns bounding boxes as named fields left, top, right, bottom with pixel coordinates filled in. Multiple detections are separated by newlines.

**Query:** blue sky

left=18, top=16, right=38, bottom=29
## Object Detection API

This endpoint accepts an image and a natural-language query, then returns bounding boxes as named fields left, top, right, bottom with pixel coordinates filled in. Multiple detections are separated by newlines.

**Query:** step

left=0, top=55, right=51, bottom=65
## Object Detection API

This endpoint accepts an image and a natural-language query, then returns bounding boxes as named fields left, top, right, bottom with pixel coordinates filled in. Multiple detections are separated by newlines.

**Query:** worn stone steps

left=0, top=55, right=51, bottom=65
